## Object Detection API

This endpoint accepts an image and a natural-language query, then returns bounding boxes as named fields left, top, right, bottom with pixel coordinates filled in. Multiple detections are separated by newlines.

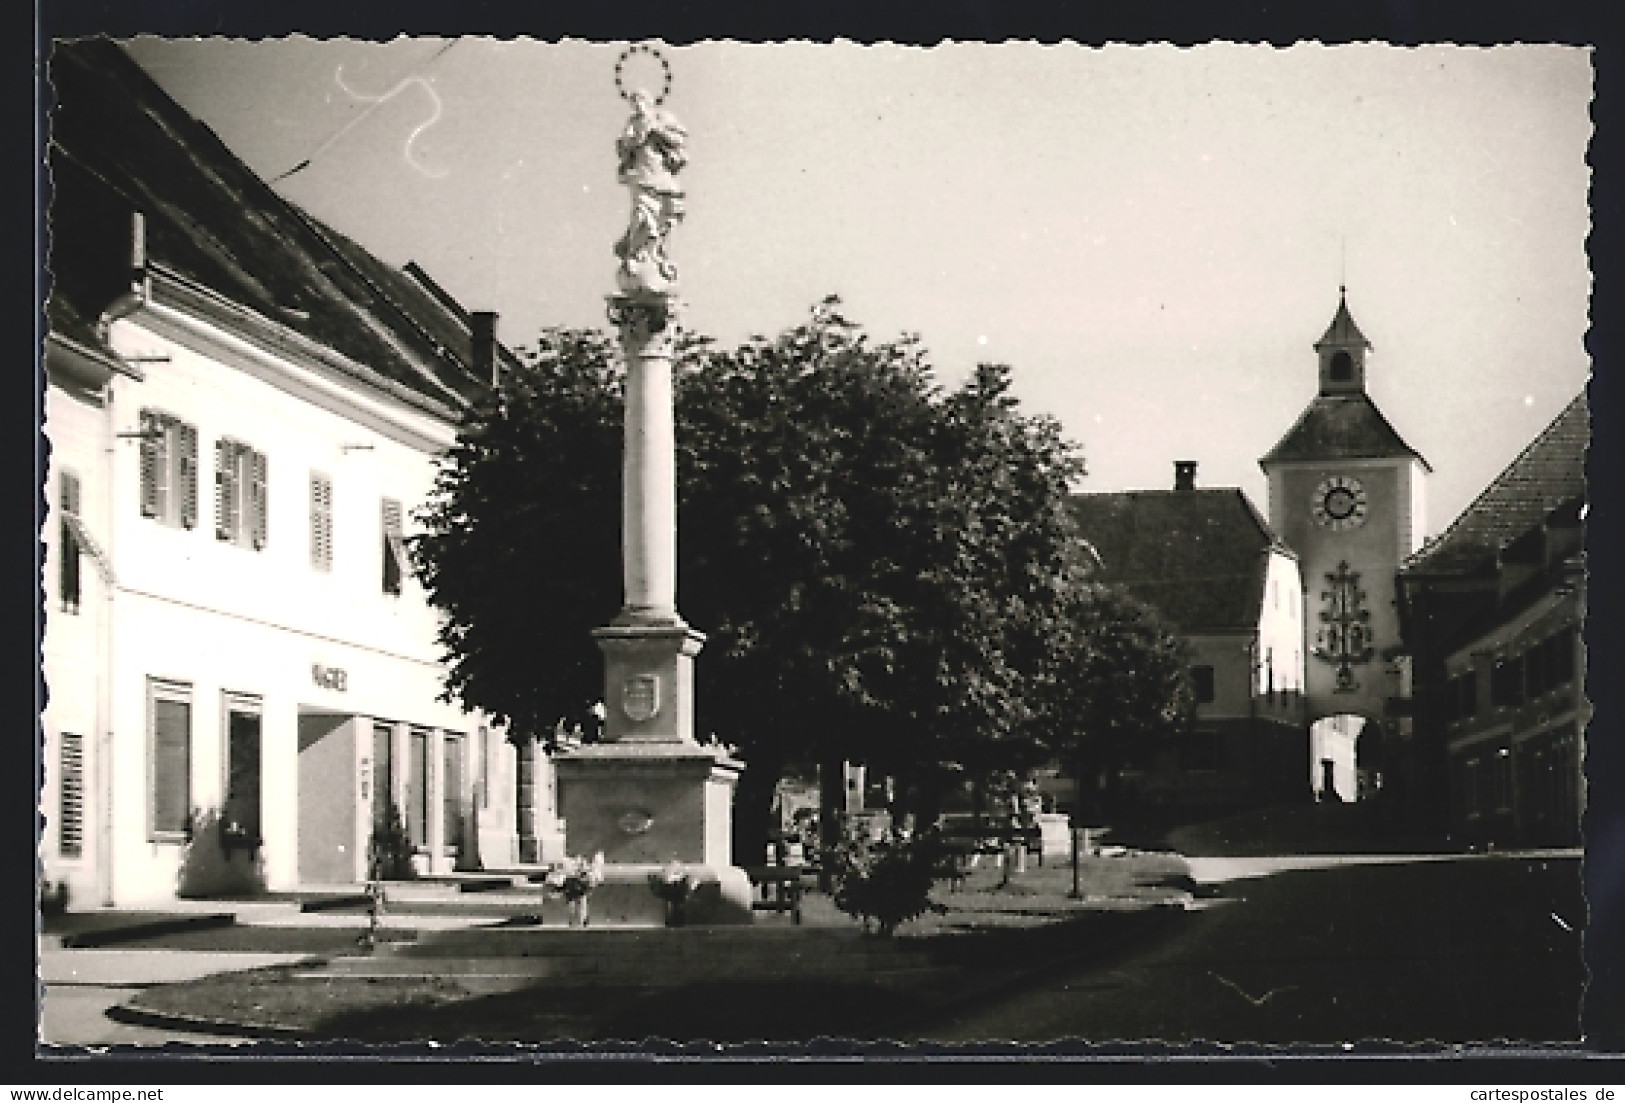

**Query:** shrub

left=368, top=801, right=418, bottom=881
left=827, top=821, right=941, bottom=936
left=177, top=806, right=266, bottom=898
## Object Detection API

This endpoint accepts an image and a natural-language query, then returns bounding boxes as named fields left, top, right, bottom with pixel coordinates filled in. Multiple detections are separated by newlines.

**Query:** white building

left=41, top=39, right=561, bottom=907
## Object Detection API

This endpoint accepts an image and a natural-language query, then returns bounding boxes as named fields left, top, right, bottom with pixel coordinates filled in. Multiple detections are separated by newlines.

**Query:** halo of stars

left=614, top=43, right=672, bottom=107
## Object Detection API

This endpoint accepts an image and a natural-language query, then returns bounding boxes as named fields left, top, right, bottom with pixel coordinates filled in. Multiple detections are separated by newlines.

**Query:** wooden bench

left=744, top=865, right=813, bottom=925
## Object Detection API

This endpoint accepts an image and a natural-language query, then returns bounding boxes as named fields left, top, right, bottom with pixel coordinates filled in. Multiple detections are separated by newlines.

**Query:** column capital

left=607, top=293, right=684, bottom=356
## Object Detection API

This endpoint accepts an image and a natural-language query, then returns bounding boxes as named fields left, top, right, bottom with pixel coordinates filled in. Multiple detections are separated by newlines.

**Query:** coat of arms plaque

left=622, top=673, right=661, bottom=722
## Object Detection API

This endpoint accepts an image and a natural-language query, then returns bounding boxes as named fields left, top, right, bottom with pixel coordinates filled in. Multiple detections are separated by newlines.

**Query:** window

left=58, top=472, right=83, bottom=614
left=310, top=473, right=333, bottom=572
left=215, top=438, right=268, bottom=549
left=1491, top=656, right=1525, bottom=708
left=223, top=697, right=263, bottom=847
left=406, top=727, right=430, bottom=849
left=138, top=409, right=199, bottom=529
left=1491, top=748, right=1513, bottom=812
left=382, top=498, right=409, bottom=595
left=443, top=733, right=464, bottom=853
left=1191, top=665, right=1216, bottom=704
left=1329, top=350, right=1353, bottom=382
left=59, top=732, right=85, bottom=859
left=1462, top=757, right=1481, bottom=819
left=1459, top=670, right=1478, bottom=719
left=1525, top=644, right=1547, bottom=699
left=148, top=679, right=192, bottom=841
left=1546, top=628, right=1576, bottom=688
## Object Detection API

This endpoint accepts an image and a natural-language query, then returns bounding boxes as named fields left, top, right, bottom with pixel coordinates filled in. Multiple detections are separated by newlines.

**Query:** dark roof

left=1068, top=487, right=1289, bottom=632
left=1401, top=392, right=1589, bottom=577
left=1259, top=393, right=1430, bottom=470
left=1315, top=294, right=1371, bottom=350
left=45, top=38, right=494, bottom=412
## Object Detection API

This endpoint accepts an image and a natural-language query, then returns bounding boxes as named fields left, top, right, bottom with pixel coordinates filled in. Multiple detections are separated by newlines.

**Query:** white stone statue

left=614, top=89, right=687, bottom=295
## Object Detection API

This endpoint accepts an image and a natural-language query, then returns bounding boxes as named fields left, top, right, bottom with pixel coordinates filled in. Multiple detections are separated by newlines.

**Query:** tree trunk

left=818, top=751, right=844, bottom=893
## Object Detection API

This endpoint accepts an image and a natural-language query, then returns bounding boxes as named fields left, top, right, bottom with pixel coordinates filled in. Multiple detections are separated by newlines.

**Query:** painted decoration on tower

left=1314, top=560, right=1374, bottom=692
left=622, top=673, right=661, bottom=722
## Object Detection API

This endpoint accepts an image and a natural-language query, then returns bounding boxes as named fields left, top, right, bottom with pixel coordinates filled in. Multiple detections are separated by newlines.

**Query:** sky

left=119, top=38, right=1593, bottom=534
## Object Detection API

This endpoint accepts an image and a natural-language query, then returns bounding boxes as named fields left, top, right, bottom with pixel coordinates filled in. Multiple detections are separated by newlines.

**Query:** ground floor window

left=406, top=727, right=430, bottom=849
left=1461, top=756, right=1482, bottom=820
left=148, top=679, right=192, bottom=841
left=443, top=732, right=464, bottom=853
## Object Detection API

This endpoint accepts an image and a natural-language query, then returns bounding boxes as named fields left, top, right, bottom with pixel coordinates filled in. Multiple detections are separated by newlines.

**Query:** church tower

left=1260, top=290, right=1430, bottom=743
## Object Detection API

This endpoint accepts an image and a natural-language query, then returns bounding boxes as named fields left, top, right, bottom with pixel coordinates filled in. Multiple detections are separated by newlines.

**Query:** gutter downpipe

left=92, top=211, right=150, bottom=907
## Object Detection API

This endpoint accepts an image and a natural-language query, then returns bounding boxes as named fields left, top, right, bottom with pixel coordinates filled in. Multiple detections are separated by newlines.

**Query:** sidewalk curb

left=60, top=913, right=237, bottom=949
left=104, top=999, right=314, bottom=1042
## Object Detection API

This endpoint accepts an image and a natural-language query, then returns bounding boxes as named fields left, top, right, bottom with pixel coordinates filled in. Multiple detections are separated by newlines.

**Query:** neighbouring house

left=1396, top=392, right=1587, bottom=847
left=41, top=38, right=564, bottom=907
left=1069, top=460, right=1310, bottom=817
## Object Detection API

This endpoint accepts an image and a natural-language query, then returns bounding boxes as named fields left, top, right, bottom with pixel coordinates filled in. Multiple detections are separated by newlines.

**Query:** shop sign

left=312, top=664, right=348, bottom=692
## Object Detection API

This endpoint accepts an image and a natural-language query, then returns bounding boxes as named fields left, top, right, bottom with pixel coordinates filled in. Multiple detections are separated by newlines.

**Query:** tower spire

left=1314, top=288, right=1370, bottom=396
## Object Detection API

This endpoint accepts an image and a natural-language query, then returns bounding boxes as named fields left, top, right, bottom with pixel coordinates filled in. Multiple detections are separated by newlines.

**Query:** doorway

left=297, top=711, right=356, bottom=885
left=223, top=697, right=262, bottom=846
left=1309, top=714, right=1364, bottom=802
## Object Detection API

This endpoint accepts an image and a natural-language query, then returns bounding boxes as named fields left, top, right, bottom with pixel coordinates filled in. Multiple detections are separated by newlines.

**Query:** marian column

left=552, top=49, right=751, bottom=924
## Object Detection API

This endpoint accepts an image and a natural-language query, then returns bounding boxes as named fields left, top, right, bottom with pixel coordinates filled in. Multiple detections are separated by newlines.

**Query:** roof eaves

left=1402, top=392, right=1587, bottom=576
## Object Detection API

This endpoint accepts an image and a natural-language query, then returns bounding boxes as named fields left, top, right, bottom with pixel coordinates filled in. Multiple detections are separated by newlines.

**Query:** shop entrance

left=297, top=710, right=358, bottom=885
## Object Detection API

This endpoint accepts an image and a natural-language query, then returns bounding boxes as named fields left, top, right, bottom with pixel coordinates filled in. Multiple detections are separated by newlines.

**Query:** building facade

left=1070, top=462, right=1309, bottom=815
left=1259, top=292, right=1430, bottom=801
left=41, top=40, right=563, bottom=906
left=1397, top=394, right=1587, bottom=847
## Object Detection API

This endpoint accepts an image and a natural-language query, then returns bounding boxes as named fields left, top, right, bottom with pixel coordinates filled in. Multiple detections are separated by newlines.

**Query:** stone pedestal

left=552, top=619, right=753, bottom=923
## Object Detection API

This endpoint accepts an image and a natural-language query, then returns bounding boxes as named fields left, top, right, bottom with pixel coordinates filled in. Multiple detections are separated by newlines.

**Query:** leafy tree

left=415, top=298, right=1113, bottom=863
left=676, top=299, right=947, bottom=858
left=1034, top=579, right=1196, bottom=823
left=413, top=329, right=624, bottom=742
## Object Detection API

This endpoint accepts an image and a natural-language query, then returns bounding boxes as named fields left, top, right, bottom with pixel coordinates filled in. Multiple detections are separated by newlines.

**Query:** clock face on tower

left=1312, top=475, right=1368, bottom=531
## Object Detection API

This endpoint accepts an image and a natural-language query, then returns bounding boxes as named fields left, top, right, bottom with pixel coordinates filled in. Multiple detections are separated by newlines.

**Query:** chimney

left=1174, top=460, right=1198, bottom=492
left=471, top=311, right=499, bottom=388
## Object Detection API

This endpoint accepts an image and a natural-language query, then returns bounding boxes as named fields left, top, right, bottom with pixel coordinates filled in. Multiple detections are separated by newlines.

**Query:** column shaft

left=623, top=342, right=677, bottom=620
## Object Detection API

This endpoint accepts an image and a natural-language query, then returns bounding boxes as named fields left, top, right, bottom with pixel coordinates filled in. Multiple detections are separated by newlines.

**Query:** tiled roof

left=1068, top=487, right=1288, bottom=632
left=1401, top=392, right=1589, bottom=577
left=45, top=38, right=493, bottom=412
left=1259, top=393, right=1430, bottom=470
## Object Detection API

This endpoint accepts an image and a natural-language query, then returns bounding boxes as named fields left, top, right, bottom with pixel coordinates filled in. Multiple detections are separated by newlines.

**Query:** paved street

left=38, top=949, right=316, bottom=1048
left=904, top=853, right=1583, bottom=1045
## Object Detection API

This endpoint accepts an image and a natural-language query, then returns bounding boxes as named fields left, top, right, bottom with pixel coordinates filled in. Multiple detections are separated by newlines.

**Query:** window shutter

left=139, top=411, right=160, bottom=517
left=151, top=696, right=192, bottom=837
left=250, top=448, right=268, bottom=550
left=311, top=473, right=333, bottom=571
left=60, top=471, right=81, bottom=517
left=59, top=473, right=83, bottom=614
left=177, top=422, right=199, bottom=529
left=215, top=440, right=233, bottom=541
left=59, top=732, right=85, bottom=858
left=382, top=497, right=404, bottom=594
